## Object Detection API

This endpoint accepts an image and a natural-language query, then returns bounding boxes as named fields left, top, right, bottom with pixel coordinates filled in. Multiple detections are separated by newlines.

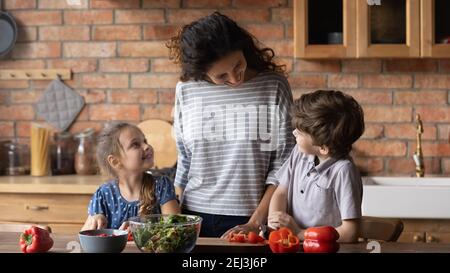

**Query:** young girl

left=81, top=122, right=180, bottom=231
left=167, top=12, right=295, bottom=237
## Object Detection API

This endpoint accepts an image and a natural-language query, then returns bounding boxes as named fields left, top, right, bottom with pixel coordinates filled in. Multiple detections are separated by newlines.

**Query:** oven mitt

left=36, top=78, right=85, bottom=131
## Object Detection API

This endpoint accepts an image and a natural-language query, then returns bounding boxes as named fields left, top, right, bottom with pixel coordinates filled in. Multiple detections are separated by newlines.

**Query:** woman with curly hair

left=167, top=12, right=295, bottom=238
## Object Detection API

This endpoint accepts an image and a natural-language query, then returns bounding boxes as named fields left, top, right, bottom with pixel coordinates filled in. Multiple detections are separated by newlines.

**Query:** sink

left=362, top=176, right=450, bottom=219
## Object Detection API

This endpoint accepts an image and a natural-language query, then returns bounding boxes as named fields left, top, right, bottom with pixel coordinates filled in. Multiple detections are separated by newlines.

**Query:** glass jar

left=51, top=132, right=76, bottom=175
left=0, top=141, right=10, bottom=175
left=4, top=142, right=30, bottom=175
left=74, top=128, right=97, bottom=175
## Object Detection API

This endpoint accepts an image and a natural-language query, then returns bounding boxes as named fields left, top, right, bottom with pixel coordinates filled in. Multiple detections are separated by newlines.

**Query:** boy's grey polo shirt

left=275, top=145, right=363, bottom=228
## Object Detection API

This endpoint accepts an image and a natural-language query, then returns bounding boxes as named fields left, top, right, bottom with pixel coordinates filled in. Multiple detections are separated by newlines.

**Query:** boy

left=268, top=90, right=365, bottom=243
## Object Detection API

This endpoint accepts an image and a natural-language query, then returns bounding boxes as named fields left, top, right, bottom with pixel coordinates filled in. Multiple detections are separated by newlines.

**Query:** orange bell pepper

left=268, top=227, right=300, bottom=253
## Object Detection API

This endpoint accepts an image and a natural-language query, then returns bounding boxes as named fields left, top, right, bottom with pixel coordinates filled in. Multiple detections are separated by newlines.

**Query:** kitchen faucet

left=413, top=114, right=424, bottom=177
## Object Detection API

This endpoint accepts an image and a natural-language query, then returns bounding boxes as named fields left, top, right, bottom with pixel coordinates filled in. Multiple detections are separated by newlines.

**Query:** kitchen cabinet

left=397, top=219, right=450, bottom=244
left=294, top=0, right=448, bottom=58
left=294, top=0, right=357, bottom=58
left=421, top=0, right=450, bottom=57
left=356, top=0, right=420, bottom=58
left=0, top=175, right=104, bottom=234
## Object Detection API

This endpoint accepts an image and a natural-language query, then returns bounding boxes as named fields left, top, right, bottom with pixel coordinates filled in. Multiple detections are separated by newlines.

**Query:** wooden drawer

left=0, top=221, right=83, bottom=235
left=0, top=193, right=90, bottom=224
left=426, top=232, right=450, bottom=244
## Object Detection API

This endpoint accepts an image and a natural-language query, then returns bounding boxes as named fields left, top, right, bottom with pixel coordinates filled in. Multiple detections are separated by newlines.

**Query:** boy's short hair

left=291, top=90, right=365, bottom=158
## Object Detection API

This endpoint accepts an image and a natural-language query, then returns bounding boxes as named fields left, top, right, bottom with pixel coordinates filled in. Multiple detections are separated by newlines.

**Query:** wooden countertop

left=0, top=175, right=105, bottom=194
left=2, top=232, right=450, bottom=253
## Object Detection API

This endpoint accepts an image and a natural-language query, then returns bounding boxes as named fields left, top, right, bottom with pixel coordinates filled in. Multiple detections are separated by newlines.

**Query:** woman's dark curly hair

left=166, top=12, right=285, bottom=82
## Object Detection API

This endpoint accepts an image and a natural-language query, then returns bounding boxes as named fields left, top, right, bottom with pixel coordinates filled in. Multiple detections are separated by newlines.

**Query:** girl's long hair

left=167, top=11, right=286, bottom=81
left=96, top=122, right=155, bottom=216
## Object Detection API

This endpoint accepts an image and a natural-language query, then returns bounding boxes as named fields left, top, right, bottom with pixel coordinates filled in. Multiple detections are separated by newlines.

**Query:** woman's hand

left=81, top=214, right=107, bottom=231
left=220, top=221, right=260, bottom=239
left=268, top=211, right=301, bottom=237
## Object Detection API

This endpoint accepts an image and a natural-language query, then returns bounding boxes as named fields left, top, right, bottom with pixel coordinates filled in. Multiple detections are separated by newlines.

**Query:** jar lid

left=75, top=128, right=94, bottom=138
left=55, top=131, right=72, bottom=139
left=4, top=141, right=28, bottom=150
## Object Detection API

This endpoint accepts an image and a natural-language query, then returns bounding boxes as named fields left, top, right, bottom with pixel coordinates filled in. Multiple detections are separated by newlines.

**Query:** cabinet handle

left=427, top=235, right=437, bottom=243
left=413, top=235, right=422, bottom=242
left=26, top=205, right=49, bottom=211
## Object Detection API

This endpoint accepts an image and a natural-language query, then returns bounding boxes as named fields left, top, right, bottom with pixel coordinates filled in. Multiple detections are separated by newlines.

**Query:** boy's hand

left=82, top=214, right=107, bottom=231
left=268, top=211, right=301, bottom=236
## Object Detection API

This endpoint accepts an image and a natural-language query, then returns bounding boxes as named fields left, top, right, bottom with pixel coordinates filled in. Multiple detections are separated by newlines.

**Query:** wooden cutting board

left=137, top=119, right=177, bottom=169
left=193, top=238, right=270, bottom=253
left=196, top=237, right=263, bottom=246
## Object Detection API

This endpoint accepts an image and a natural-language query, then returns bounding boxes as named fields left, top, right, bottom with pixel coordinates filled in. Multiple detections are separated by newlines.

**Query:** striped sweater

left=174, top=71, right=295, bottom=216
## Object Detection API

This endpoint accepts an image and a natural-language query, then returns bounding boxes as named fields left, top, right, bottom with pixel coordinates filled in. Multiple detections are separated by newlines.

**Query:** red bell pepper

left=304, top=226, right=339, bottom=242
left=228, top=232, right=247, bottom=243
left=303, top=226, right=340, bottom=253
left=19, top=226, right=54, bottom=253
left=303, top=239, right=340, bottom=253
left=268, top=227, right=300, bottom=253
left=227, top=231, right=265, bottom=244
left=247, top=231, right=265, bottom=244
left=127, top=231, right=134, bottom=241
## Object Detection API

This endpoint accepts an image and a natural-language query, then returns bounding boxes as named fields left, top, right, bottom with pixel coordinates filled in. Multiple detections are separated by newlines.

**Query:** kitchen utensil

left=78, top=229, right=128, bottom=253
left=36, top=78, right=85, bottom=132
left=137, top=119, right=177, bottom=169
left=0, top=1, right=18, bottom=57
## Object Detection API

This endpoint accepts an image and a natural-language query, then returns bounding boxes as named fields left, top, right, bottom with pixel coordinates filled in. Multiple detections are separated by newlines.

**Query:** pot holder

left=36, top=78, right=85, bottom=131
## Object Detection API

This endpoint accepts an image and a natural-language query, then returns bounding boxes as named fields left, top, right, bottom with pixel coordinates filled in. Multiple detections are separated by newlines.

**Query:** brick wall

left=0, top=0, right=449, bottom=176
